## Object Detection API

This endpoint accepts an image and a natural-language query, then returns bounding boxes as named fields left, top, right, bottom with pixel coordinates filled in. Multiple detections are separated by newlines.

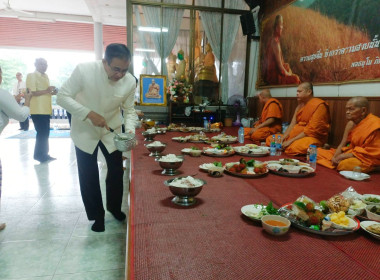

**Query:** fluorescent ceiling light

left=138, top=26, right=168, bottom=32
left=135, top=48, right=155, bottom=53
left=18, top=16, right=56, bottom=23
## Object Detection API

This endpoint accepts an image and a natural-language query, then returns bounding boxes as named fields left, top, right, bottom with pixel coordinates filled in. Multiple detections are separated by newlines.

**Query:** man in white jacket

left=57, top=44, right=137, bottom=232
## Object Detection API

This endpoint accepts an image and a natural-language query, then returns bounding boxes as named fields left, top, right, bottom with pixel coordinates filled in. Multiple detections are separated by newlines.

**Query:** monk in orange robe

left=264, top=14, right=301, bottom=85
left=244, top=89, right=283, bottom=143
left=266, top=82, right=330, bottom=155
left=317, top=97, right=380, bottom=173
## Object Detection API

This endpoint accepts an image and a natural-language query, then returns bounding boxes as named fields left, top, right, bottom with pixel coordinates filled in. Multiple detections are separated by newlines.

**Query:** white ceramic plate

left=360, top=221, right=380, bottom=240
left=241, top=204, right=266, bottom=221
left=339, top=171, right=370, bottom=181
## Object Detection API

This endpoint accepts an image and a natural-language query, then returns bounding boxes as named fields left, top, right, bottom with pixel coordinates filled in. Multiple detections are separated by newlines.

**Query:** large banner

left=258, top=0, right=380, bottom=87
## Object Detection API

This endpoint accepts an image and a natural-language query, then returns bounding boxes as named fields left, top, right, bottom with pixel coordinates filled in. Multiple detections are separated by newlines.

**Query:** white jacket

left=57, top=61, right=137, bottom=154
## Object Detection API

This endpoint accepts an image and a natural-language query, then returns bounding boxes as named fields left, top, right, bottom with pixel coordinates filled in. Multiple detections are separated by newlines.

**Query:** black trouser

left=67, top=112, right=72, bottom=127
left=20, top=117, right=29, bottom=131
left=31, top=114, right=50, bottom=161
left=75, top=141, right=124, bottom=221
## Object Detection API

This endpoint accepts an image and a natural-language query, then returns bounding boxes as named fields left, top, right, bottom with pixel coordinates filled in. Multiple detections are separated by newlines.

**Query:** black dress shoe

left=38, top=156, right=56, bottom=163
left=108, top=210, right=126, bottom=221
left=91, top=219, right=105, bottom=232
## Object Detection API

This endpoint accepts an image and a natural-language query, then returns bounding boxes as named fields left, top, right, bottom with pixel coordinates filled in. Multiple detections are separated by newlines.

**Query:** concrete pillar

left=94, top=22, right=103, bottom=60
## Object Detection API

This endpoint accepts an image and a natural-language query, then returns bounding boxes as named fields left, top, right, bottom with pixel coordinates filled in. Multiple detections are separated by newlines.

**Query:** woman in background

left=0, top=66, right=32, bottom=230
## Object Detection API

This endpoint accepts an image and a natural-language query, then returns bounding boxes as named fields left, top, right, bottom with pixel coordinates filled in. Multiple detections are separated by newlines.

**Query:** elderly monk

left=244, top=89, right=283, bottom=143
left=317, top=97, right=380, bottom=173
left=266, top=82, right=330, bottom=155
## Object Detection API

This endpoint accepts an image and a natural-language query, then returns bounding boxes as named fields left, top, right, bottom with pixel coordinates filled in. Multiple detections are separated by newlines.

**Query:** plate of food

left=224, top=159, right=268, bottom=178
left=279, top=197, right=360, bottom=236
left=360, top=221, right=380, bottom=240
left=278, top=158, right=300, bottom=165
left=266, top=163, right=315, bottom=178
left=361, top=194, right=380, bottom=205
left=188, top=134, right=209, bottom=143
left=181, top=146, right=201, bottom=154
left=202, top=146, right=235, bottom=157
left=199, top=161, right=223, bottom=172
left=172, top=136, right=189, bottom=143
left=241, top=202, right=279, bottom=221
left=210, top=133, right=238, bottom=144
left=233, top=145, right=270, bottom=157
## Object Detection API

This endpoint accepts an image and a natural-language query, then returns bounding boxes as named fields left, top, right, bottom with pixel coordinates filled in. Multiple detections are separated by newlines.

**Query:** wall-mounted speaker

left=240, top=12, right=256, bottom=36
left=244, top=0, right=262, bottom=10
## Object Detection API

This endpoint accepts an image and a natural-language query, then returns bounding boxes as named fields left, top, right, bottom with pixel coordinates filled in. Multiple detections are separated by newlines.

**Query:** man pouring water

left=57, top=43, right=137, bottom=232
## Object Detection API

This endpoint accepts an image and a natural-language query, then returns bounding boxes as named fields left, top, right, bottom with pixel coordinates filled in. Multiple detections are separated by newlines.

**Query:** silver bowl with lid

left=114, top=133, right=137, bottom=152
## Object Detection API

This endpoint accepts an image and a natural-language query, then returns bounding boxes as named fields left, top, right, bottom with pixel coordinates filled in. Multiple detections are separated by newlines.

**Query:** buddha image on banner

left=258, top=0, right=380, bottom=87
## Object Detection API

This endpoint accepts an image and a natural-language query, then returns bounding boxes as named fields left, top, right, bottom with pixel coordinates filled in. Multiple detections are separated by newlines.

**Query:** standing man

left=244, top=89, right=283, bottom=143
left=26, top=58, right=57, bottom=163
left=266, top=82, right=330, bottom=155
left=12, top=72, right=29, bottom=131
left=57, top=44, right=137, bottom=232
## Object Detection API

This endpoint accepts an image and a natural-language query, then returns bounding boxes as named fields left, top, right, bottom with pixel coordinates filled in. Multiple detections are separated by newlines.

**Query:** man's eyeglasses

left=108, top=63, right=128, bottom=75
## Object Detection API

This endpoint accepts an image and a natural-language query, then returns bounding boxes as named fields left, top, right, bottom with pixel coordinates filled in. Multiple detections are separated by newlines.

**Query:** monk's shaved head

left=349, top=97, right=369, bottom=110
left=300, top=82, right=313, bottom=95
left=259, top=89, right=272, bottom=98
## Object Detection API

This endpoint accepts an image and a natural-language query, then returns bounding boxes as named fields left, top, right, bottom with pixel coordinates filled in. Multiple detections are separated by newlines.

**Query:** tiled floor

left=0, top=121, right=128, bottom=280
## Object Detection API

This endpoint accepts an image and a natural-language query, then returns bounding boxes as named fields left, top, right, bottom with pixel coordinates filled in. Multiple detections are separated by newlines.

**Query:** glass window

left=225, top=0, right=249, bottom=10
left=129, top=0, right=250, bottom=104
left=195, top=0, right=222, bottom=8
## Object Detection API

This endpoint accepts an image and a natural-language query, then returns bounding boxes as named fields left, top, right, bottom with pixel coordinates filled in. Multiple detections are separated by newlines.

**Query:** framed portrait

left=140, top=75, right=167, bottom=106
left=257, top=0, right=380, bottom=88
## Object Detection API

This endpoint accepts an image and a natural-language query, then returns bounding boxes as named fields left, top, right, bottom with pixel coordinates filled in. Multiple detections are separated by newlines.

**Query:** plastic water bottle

left=276, top=135, right=282, bottom=156
left=203, top=117, right=208, bottom=129
left=270, top=135, right=276, bottom=156
left=238, top=127, right=244, bottom=143
left=308, top=145, right=317, bottom=170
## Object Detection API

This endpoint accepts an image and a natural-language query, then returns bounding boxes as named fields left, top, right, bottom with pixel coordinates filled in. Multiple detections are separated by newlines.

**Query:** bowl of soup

left=261, top=215, right=291, bottom=236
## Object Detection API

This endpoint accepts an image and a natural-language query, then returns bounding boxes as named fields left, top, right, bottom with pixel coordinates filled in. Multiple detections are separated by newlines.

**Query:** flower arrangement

left=167, top=79, right=193, bottom=103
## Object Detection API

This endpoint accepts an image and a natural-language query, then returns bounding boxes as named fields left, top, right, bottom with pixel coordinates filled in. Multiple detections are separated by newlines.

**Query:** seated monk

left=317, top=97, right=380, bottom=173
left=264, top=14, right=300, bottom=85
left=265, top=82, right=330, bottom=155
left=244, top=89, right=283, bottom=143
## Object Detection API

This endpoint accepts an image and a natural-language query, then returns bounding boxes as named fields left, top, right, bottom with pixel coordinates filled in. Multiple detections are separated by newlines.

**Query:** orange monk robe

left=317, top=114, right=380, bottom=173
left=244, top=98, right=283, bottom=143
left=266, top=98, right=330, bottom=155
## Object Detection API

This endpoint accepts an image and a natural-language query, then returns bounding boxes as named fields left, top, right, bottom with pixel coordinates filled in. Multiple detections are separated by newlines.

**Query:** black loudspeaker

left=240, top=12, right=256, bottom=36
left=244, top=0, right=262, bottom=10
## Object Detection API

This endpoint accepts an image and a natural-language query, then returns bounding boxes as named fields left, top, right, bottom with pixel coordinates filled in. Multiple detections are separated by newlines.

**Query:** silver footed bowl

left=164, top=177, right=206, bottom=206
left=156, top=155, right=184, bottom=175
left=113, top=133, right=137, bottom=152
left=145, top=143, right=166, bottom=157
left=142, top=131, right=157, bottom=141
